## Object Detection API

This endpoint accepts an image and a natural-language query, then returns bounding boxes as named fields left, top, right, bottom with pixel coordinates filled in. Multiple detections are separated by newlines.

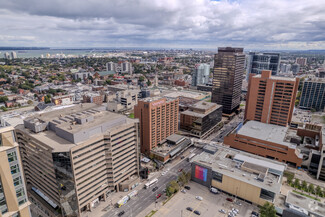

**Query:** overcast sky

left=0, top=0, right=324, bottom=50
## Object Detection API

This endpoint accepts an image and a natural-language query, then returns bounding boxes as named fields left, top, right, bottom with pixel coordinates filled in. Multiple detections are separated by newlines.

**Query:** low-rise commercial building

left=15, top=104, right=140, bottom=216
left=224, top=120, right=303, bottom=167
left=191, top=144, right=286, bottom=206
left=285, top=191, right=325, bottom=217
left=180, top=101, right=222, bottom=139
left=0, top=126, right=31, bottom=217
left=107, top=90, right=139, bottom=112
left=150, top=134, right=192, bottom=163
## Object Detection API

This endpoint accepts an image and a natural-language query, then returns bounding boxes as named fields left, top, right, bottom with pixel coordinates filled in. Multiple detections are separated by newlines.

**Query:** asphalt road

left=212, top=115, right=243, bottom=143
left=102, top=149, right=202, bottom=217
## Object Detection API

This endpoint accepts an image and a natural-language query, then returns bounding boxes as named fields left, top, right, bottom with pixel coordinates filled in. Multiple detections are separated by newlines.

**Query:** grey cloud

left=0, top=0, right=324, bottom=49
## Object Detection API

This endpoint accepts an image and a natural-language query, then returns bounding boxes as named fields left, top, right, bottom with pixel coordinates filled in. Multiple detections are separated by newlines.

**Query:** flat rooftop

left=237, top=121, right=297, bottom=149
left=17, top=104, right=137, bottom=152
left=163, top=90, right=210, bottom=100
left=253, top=74, right=296, bottom=81
left=286, top=191, right=325, bottom=216
left=192, top=145, right=286, bottom=193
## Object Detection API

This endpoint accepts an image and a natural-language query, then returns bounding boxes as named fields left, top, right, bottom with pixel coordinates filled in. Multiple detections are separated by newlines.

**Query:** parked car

left=219, top=209, right=226, bottom=214
left=178, top=168, right=183, bottom=172
left=181, top=156, right=185, bottom=159
left=117, top=211, right=125, bottom=216
left=235, top=201, right=242, bottom=206
left=163, top=188, right=167, bottom=193
left=251, top=211, right=259, bottom=216
left=161, top=171, right=166, bottom=176
left=194, top=210, right=201, bottom=215
left=186, top=207, right=193, bottom=212
left=226, top=198, right=233, bottom=202
left=152, top=186, right=158, bottom=192
left=210, top=187, right=219, bottom=194
left=195, top=196, right=203, bottom=201
left=181, top=189, right=186, bottom=193
left=184, top=186, right=191, bottom=190
left=156, top=193, right=162, bottom=199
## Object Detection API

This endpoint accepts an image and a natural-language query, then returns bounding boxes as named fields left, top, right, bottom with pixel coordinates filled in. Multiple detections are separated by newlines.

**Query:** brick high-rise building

left=134, top=97, right=179, bottom=155
left=245, top=70, right=299, bottom=127
left=296, top=57, right=307, bottom=67
left=0, top=126, right=31, bottom=217
left=212, top=47, right=245, bottom=114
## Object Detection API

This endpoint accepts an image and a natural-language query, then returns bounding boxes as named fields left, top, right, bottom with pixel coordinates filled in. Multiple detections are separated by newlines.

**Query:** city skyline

left=0, top=0, right=324, bottom=50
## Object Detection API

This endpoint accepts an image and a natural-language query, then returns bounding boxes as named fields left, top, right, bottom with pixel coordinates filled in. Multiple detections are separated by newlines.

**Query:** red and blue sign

left=195, top=165, right=207, bottom=182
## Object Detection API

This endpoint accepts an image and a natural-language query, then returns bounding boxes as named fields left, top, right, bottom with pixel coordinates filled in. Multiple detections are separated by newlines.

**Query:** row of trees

left=166, top=171, right=191, bottom=197
left=287, top=177, right=324, bottom=197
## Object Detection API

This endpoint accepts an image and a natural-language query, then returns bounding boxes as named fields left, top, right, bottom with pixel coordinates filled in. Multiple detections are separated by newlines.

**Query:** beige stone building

left=15, top=104, right=140, bottom=217
left=0, top=126, right=31, bottom=217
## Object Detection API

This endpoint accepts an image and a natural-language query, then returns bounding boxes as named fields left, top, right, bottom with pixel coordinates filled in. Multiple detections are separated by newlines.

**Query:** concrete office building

left=245, top=52, right=280, bottom=79
left=192, top=64, right=210, bottom=86
left=299, top=79, right=325, bottom=112
left=107, top=89, right=139, bottom=112
left=245, top=70, right=299, bottom=127
left=180, top=101, right=222, bottom=139
left=134, top=97, right=179, bottom=155
left=15, top=104, right=140, bottom=216
left=191, top=144, right=286, bottom=206
left=0, top=126, right=31, bottom=217
left=212, top=47, right=245, bottom=114
left=224, top=120, right=303, bottom=167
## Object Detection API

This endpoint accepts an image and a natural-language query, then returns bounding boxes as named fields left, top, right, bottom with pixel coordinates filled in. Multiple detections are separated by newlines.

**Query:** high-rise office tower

left=280, top=63, right=291, bottom=73
left=211, top=47, right=245, bottom=114
left=245, top=70, right=299, bottom=127
left=245, top=52, right=280, bottom=79
left=296, top=57, right=307, bottom=67
left=15, top=104, right=140, bottom=216
left=291, top=63, right=300, bottom=75
left=134, top=97, right=179, bottom=155
left=192, top=64, right=210, bottom=86
left=299, top=79, right=325, bottom=111
left=0, top=126, right=31, bottom=217
left=3, top=52, right=10, bottom=59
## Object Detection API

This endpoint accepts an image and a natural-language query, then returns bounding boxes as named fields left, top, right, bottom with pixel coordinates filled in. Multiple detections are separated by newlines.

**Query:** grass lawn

left=129, top=113, right=135, bottom=118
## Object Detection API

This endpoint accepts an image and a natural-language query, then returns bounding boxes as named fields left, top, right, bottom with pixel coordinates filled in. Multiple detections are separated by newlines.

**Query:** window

left=10, top=164, right=20, bottom=175
left=7, top=152, right=17, bottom=163
left=13, top=176, right=22, bottom=187
left=260, top=188, right=275, bottom=201
left=212, top=171, right=223, bottom=183
left=16, top=188, right=25, bottom=199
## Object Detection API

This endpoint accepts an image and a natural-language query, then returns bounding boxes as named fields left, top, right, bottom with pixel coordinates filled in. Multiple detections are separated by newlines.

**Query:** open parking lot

left=155, top=181, right=259, bottom=217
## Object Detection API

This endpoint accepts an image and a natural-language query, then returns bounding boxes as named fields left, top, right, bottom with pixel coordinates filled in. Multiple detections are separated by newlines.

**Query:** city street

left=102, top=148, right=202, bottom=217
left=211, top=115, right=243, bottom=143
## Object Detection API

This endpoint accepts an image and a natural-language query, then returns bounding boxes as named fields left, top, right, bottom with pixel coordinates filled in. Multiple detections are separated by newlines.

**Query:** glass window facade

left=259, top=188, right=275, bottom=201
left=212, top=171, right=223, bottom=183
left=52, top=152, right=79, bottom=216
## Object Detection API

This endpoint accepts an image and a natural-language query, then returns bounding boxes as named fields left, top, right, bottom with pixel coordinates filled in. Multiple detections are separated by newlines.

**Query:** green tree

left=316, top=186, right=322, bottom=197
left=139, top=76, right=145, bottom=82
left=0, top=96, right=8, bottom=103
left=44, top=95, right=51, bottom=104
left=10, top=86, right=18, bottom=93
left=177, top=172, right=187, bottom=186
left=294, top=179, right=301, bottom=189
left=287, top=176, right=293, bottom=185
left=27, top=100, right=33, bottom=105
left=308, top=184, right=315, bottom=195
left=0, top=106, right=7, bottom=111
left=106, top=79, right=112, bottom=85
left=166, top=180, right=179, bottom=197
left=260, top=202, right=276, bottom=217
left=302, top=180, right=308, bottom=191
left=147, top=80, right=152, bottom=86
